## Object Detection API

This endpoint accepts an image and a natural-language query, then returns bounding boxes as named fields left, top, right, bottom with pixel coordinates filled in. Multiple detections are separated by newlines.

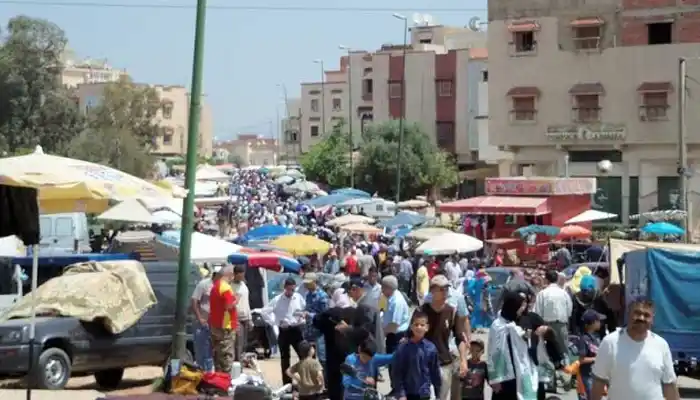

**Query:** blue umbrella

left=641, top=222, right=684, bottom=235
left=305, top=194, right=355, bottom=208
left=513, top=224, right=560, bottom=237
left=241, top=224, right=295, bottom=242
left=331, top=188, right=371, bottom=198
left=394, top=227, right=413, bottom=238
left=378, top=211, right=427, bottom=228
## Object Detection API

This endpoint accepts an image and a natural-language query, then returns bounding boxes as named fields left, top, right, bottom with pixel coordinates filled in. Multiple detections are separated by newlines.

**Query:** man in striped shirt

left=209, top=265, right=238, bottom=373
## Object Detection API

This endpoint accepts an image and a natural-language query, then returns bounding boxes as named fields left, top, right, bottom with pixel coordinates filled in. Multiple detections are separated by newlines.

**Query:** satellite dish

left=468, top=17, right=482, bottom=32
left=412, top=13, right=423, bottom=25
left=424, top=14, right=434, bottom=26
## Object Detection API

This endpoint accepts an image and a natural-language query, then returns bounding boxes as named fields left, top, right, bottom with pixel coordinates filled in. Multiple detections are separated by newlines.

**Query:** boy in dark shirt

left=460, top=339, right=488, bottom=400
left=392, top=310, right=442, bottom=400
left=578, top=309, right=604, bottom=400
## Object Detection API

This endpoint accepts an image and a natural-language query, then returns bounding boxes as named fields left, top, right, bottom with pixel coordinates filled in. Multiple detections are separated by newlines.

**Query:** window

left=310, top=126, right=320, bottom=137
left=437, top=80, right=453, bottom=97
left=310, top=99, right=319, bottom=112
left=309, top=90, right=321, bottom=95
left=389, top=81, right=402, bottom=99
left=54, top=217, right=73, bottom=236
left=362, top=79, right=373, bottom=97
left=436, top=121, right=456, bottom=153
left=331, top=117, right=343, bottom=126
left=481, top=70, right=488, bottom=82
left=573, top=94, right=601, bottom=122
left=514, top=31, right=536, bottom=53
left=419, top=38, right=432, bottom=44
left=376, top=204, right=384, bottom=212
left=510, top=96, right=537, bottom=121
left=569, top=150, right=622, bottom=163
left=648, top=22, right=672, bottom=45
left=163, top=130, right=173, bottom=145
left=573, top=26, right=601, bottom=50
left=290, top=132, right=298, bottom=141
left=39, top=217, right=51, bottom=239
left=332, top=98, right=342, bottom=111
left=641, top=92, right=669, bottom=121
left=162, top=102, right=173, bottom=119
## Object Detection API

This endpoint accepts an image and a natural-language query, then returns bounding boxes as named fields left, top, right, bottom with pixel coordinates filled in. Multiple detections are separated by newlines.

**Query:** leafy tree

left=300, top=124, right=352, bottom=187
left=66, top=128, right=154, bottom=178
left=0, top=16, right=85, bottom=153
left=354, top=121, right=458, bottom=199
left=86, top=77, right=163, bottom=150
left=227, top=153, right=244, bottom=167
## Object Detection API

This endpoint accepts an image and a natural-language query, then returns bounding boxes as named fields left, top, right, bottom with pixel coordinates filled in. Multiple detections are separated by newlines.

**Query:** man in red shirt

left=209, top=265, right=238, bottom=373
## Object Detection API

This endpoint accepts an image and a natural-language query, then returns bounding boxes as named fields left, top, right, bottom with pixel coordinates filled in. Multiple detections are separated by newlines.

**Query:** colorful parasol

left=228, top=248, right=301, bottom=272
left=270, top=234, right=332, bottom=256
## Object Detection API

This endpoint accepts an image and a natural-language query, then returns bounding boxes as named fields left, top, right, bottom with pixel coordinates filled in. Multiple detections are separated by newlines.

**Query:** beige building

left=281, top=98, right=302, bottom=163
left=217, top=135, right=278, bottom=167
left=488, top=0, right=700, bottom=223
left=75, top=83, right=213, bottom=158
left=299, top=25, right=491, bottom=165
left=61, top=56, right=128, bottom=88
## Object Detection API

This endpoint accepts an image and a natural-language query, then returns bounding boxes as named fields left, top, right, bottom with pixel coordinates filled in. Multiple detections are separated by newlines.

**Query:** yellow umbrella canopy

left=0, top=146, right=170, bottom=213
left=271, top=234, right=332, bottom=256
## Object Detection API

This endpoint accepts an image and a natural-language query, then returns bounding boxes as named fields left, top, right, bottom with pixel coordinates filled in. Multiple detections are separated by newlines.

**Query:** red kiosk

left=438, top=177, right=596, bottom=262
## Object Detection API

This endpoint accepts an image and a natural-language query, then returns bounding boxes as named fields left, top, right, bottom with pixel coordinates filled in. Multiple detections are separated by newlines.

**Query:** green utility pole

left=172, top=0, right=208, bottom=362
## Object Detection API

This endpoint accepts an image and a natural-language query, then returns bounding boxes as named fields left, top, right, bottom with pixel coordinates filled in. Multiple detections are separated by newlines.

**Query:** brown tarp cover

left=0, top=260, right=157, bottom=334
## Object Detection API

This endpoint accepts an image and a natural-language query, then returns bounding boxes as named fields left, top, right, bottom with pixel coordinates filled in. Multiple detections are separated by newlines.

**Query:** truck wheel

left=31, top=347, right=72, bottom=389
left=94, top=368, right=124, bottom=390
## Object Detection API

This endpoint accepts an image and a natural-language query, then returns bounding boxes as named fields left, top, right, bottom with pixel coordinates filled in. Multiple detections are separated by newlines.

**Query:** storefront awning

left=438, top=196, right=551, bottom=215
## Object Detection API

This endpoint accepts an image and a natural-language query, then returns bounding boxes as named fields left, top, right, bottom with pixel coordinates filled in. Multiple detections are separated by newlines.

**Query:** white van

left=339, top=198, right=397, bottom=220
left=38, top=213, right=91, bottom=255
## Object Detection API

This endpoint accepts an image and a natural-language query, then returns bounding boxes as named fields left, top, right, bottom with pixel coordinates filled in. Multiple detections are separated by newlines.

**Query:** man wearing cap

left=301, top=272, right=330, bottom=367
left=417, top=275, right=469, bottom=400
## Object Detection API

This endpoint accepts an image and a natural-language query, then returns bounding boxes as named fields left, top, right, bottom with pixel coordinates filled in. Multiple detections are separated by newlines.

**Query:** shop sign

left=486, top=177, right=596, bottom=196
left=545, top=124, right=626, bottom=141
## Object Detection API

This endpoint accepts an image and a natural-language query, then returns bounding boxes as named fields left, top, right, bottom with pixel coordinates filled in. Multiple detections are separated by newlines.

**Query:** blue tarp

left=241, top=225, right=295, bottom=242
left=10, top=253, right=136, bottom=267
left=646, top=249, right=700, bottom=333
left=331, top=188, right=371, bottom=198
left=378, top=211, right=427, bottom=228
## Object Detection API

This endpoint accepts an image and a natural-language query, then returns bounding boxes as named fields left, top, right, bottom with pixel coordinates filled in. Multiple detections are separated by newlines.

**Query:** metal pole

left=564, top=153, right=570, bottom=178
left=679, top=57, right=690, bottom=242
left=347, top=49, right=354, bottom=187
left=321, top=61, right=326, bottom=134
left=172, top=0, right=207, bottom=363
left=395, top=18, right=408, bottom=203
left=276, top=106, right=281, bottom=165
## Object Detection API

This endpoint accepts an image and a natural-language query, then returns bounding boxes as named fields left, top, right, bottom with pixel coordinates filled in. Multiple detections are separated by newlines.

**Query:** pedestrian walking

left=533, top=270, right=572, bottom=358
left=209, top=265, right=238, bottom=373
left=270, top=277, right=306, bottom=385
left=231, top=265, right=251, bottom=361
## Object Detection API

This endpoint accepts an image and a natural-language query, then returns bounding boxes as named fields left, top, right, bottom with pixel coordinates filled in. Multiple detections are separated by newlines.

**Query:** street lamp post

left=339, top=45, right=354, bottom=188
left=313, top=59, right=326, bottom=135
left=392, top=13, right=408, bottom=203
left=172, top=0, right=207, bottom=365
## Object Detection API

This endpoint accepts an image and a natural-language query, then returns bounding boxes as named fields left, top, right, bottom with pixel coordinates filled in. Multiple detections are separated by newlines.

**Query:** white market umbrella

left=285, top=180, right=319, bottom=193
left=97, top=199, right=157, bottom=224
left=151, top=209, right=182, bottom=225
left=338, top=198, right=374, bottom=207
left=416, top=232, right=484, bottom=256
left=565, top=209, right=618, bottom=224
left=339, top=223, right=383, bottom=234
left=284, top=169, right=305, bottom=179
left=275, top=175, right=295, bottom=185
left=159, top=230, right=243, bottom=262
left=326, top=214, right=375, bottom=227
left=397, top=199, right=430, bottom=209
left=407, top=227, right=453, bottom=241
left=196, top=164, right=229, bottom=181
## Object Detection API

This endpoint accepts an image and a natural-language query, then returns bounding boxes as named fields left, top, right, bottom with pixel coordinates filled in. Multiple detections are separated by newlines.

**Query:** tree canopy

left=0, top=16, right=165, bottom=178
left=301, top=121, right=458, bottom=199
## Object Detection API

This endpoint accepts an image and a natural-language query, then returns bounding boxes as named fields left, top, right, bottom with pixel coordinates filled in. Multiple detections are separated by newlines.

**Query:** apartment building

left=488, top=0, right=700, bottom=223
left=299, top=25, right=501, bottom=166
left=75, top=83, right=213, bottom=158
left=61, top=56, right=128, bottom=88
left=281, top=98, right=302, bottom=163
left=217, top=135, right=278, bottom=167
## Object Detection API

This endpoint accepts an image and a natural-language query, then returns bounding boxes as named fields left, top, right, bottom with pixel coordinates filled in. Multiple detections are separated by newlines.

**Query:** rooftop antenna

left=468, top=16, right=488, bottom=32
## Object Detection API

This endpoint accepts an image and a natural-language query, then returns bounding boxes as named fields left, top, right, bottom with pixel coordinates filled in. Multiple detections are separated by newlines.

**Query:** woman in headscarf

left=466, top=269, right=492, bottom=329
left=487, top=291, right=541, bottom=400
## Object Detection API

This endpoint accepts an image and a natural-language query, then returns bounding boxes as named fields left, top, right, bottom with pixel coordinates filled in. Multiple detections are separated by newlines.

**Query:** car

left=0, top=260, right=198, bottom=390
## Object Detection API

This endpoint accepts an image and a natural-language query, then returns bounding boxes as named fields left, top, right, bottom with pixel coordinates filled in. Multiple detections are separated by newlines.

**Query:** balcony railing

left=572, top=107, right=601, bottom=122
left=509, top=109, right=537, bottom=122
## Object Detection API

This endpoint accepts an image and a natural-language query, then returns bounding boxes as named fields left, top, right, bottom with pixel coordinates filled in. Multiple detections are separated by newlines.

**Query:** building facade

left=75, top=83, right=213, bottom=158
left=216, top=135, right=278, bottom=167
left=281, top=98, right=302, bottom=164
left=61, top=57, right=128, bottom=88
left=299, top=25, right=503, bottom=166
left=488, top=0, right=700, bottom=223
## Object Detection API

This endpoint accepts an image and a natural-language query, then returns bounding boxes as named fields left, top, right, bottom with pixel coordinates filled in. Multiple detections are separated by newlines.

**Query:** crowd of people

left=183, top=168, right=681, bottom=400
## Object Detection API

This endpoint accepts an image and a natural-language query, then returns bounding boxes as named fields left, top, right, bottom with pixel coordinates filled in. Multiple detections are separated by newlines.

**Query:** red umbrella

left=556, top=225, right=591, bottom=239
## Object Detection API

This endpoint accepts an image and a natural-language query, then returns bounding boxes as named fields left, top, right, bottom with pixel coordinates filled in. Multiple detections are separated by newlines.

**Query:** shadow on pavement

left=70, top=378, right=154, bottom=392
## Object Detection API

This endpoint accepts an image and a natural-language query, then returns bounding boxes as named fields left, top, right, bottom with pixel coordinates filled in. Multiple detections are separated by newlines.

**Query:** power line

left=0, top=0, right=485, bottom=12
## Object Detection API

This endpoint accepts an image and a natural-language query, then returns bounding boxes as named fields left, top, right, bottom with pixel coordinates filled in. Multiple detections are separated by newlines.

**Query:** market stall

left=439, top=177, right=596, bottom=262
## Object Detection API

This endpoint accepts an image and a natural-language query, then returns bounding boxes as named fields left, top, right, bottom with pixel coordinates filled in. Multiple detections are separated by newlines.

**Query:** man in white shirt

left=190, top=267, right=217, bottom=372
left=534, top=269, right=572, bottom=355
left=267, top=277, right=306, bottom=384
left=591, top=299, right=679, bottom=400
left=444, top=254, right=460, bottom=285
left=231, top=265, right=251, bottom=361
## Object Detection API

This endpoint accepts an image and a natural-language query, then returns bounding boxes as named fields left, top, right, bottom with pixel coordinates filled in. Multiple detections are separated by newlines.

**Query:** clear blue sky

left=0, top=0, right=486, bottom=141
